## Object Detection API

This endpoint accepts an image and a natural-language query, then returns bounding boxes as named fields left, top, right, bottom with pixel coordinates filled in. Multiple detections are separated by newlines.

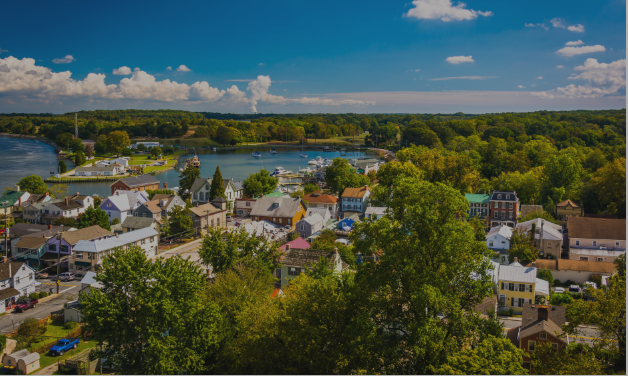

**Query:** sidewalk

left=150, top=239, right=202, bottom=260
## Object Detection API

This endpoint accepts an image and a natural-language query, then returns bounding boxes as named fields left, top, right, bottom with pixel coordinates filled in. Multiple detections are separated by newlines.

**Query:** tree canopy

left=243, top=169, right=278, bottom=198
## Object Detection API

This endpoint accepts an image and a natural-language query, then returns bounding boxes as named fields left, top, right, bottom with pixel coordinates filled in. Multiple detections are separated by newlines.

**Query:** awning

left=74, top=261, right=92, bottom=267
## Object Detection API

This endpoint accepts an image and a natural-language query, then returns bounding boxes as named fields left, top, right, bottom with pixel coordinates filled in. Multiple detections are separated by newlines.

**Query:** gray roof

left=490, top=191, right=518, bottom=202
left=250, top=196, right=303, bottom=218
left=121, top=216, right=155, bottom=230
left=190, top=177, right=210, bottom=193
left=498, top=264, right=537, bottom=283
left=80, top=271, right=103, bottom=288
left=516, top=219, right=562, bottom=241
left=232, top=181, right=244, bottom=191
left=7, top=349, right=31, bottom=361
left=18, top=352, right=40, bottom=365
left=73, top=228, right=159, bottom=253
left=8, top=223, right=63, bottom=238
left=365, top=206, right=387, bottom=216
left=301, top=213, right=324, bottom=226
left=305, top=207, right=329, bottom=220
left=115, top=175, right=159, bottom=188
left=76, top=165, right=116, bottom=172
left=486, top=225, right=513, bottom=240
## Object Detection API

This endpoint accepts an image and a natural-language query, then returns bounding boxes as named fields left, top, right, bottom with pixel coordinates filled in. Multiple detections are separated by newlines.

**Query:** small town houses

left=341, top=186, right=371, bottom=214
left=489, top=190, right=520, bottom=228
left=110, top=174, right=160, bottom=195
left=249, top=196, right=306, bottom=230
left=190, top=177, right=244, bottom=213
left=567, top=217, right=625, bottom=263
left=100, top=190, right=149, bottom=224
left=0, top=260, right=38, bottom=311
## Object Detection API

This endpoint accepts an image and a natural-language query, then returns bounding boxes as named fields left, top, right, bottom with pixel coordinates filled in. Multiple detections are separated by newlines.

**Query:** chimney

left=286, top=244, right=291, bottom=251
left=538, top=306, right=549, bottom=321
left=514, top=257, right=518, bottom=263
left=76, top=192, right=80, bottom=197
left=14, top=185, right=19, bottom=192
left=163, top=182, right=168, bottom=189
left=531, top=199, right=534, bottom=205
left=65, top=198, right=69, bottom=205
left=2, top=256, right=6, bottom=263
left=48, top=224, right=52, bottom=230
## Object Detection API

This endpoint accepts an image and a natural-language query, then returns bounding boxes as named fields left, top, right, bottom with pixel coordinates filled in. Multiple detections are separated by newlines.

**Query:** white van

left=56, top=272, right=75, bottom=282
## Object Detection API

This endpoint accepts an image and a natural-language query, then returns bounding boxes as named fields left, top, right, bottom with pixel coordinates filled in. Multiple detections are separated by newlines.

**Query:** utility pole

left=56, top=225, right=64, bottom=294
left=2, top=201, right=7, bottom=258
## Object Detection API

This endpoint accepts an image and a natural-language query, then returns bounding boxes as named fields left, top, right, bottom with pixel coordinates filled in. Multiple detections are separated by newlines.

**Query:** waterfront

left=0, top=137, right=373, bottom=197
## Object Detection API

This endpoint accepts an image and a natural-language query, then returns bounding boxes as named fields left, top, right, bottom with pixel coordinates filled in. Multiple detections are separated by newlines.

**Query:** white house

left=100, top=190, right=149, bottom=224
left=39, top=196, right=94, bottom=225
left=0, top=261, right=38, bottom=310
left=190, top=177, right=239, bottom=212
left=133, top=142, right=160, bottom=149
left=71, top=228, right=160, bottom=272
left=486, top=225, right=513, bottom=265
left=75, top=165, right=121, bottom=176
left=365, top=206, right=387, bottom=220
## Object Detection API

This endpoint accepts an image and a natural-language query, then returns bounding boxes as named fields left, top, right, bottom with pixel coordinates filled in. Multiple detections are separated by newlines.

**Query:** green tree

left=53, top=217, right=77, bottom=227
left=94, top=135, right=107, bottom=155
left=48, top=184, right=69, bottom=199
left=199, top=227, right=282, bottom=275
left=17, top=175, right=48, bottom=194
left=432, top=336, right=527, bottom=375
left=74, top=151, right=85, bottom=166
left=150, top=146, right=162, bottom=159
left=136, top=143, right=147, bottom=152
left=508, top=229, right=539, bottom=264
left=79, top=246, right=222, bottom=374
left=243, top=169, right=278, bottom=198
left=351, top=176, right=495, bottom=373
left=530, top=343, right=603, bottom=375
left=542, top=154, right=583, bottom=205
left=58, top=160, right=67, bottom=174
left=302, top=183, right=319, bottom=195
left=69, top=138, right=84, bottom=153
left=162, top=145, right=174, bottom=154
left=590, top=157, right=626, bottom=215
left=537, top=268, right=554, bottom=284
left=209, top=166, right=226, bottom=201
left=77, top=207, right=111, bottom=231
left=106, top=130, right=131, bottom=156
left=111, top=217, right=120, bottom=225
left=121, top=147, right=133, bottom=157
left=324, top=158, right=371, bottom=196
left=0, top=335, right=6, bottom=355
left=375, top=160, right=424, bottom=188
left=84, top=143, right=94, bottom=158
left=146, top=189, right=174, bottom=200
left=178, top=164, right=201, bottom=201
left=167, top=205, right=193, bottom=237
left=520, top=210, right=558, bottom=224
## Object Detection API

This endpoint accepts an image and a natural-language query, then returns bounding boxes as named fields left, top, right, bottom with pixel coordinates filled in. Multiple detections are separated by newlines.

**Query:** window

left=107, top=202, right=111, bottom=207
left=547, top=243, right=551, bottom=248
left=616, top=242, right=620, bottom=247
left=528, top=340, right=536, bottom=351
left=508, top=202, right=513, bottom=209
left=29, top=273, right=33, bottom=280
left=552, top=343, right=559, bottom=350
left=142, top=239, right=146, bottom=245
left=592, top=241, right=597, bottom=247
left=246, top=202, right=251, bottom=207
left=16, top=277, right=20, bottom=284
left=494, top=212, right=498, bottom=218
left=488, top=240, right=494, bottom=247
left=76, top=252, right=83, bottom=259
left=501, top=202, right=506, bottom=209
left=494, top=202, right=499, bottom=208
left=501, top=211, right=506, bottom=219
left=575, top=240, right=580, bottom=246
left=513, top=297, right=519, bottom=307
left=49, top=244, right=56, bottom=252
left=597, top=257, right=604, bottom=262
left=61, top=245, right=68, bottom=253
left=288, top=267, right=300, bottom=276
left=508, top=212, right=513, bottom=219
left=506, top=194, right=510, bottom=199
left=150, top=236, right=155, bottom=242
left=497, top=194, right=502, bottom=199
left=540, top=333, right=547, bottom=340
left=580, top=256, right=589, bottom=261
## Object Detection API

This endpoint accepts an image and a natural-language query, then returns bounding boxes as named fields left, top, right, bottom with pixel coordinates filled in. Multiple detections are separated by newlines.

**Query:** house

left=277, top=247, right=346, bottom=287
left=63, top=300, right=83, bottom=324
left=10, top=226, right=74, bottom=263
left=133, top=141, right=160, bottom=149
left=190, top=201, right=227, bottom=234
left=133, top=201, right=163, bottom=221
left=516, top=219, right=563, bottom=260
left=100, top=190, right=149, bottom=224
left=19, top=193, right=51, bottom=210
left=341, top=186, right=371, bottom=214
left=338, top=217, right=356, bottom=232
left=143, top=193, right=186, bottom=217
left=75, top=165, right=122, bottom=176
left=279, top=237, right=311, bottom=251
left=353, top=159, right=382, bottom=175
left=489, top=190, right=520, bottom=228
left=530, top=259, right=615, bottom=284
left=71, top=228, right=160, bottom=272
left=39, top=196, right=94, bottom=225
left=497, top=259, right=549, bottom=314
left=232, top=180, right=244, bottom=200
left=302, top=191, right=339, bottom=218
left=465, top=193, right=491, bottom=222
left=486, top=225, right=513, bottom=265
left=506, top=304, right=568, bottom=368
left=567, top=217, right=626, bottom=263
left=555, top=199, right=583, bottom=227
left=110, top=175, right=160, bottom=195
left=78, top=271, right=103, bottom=297
left=189, top=177, right=240, bottom=212
left=234, top=198, right=257, bottom=217
left=0, top=189, right=31, bottom=217
left=249, top=196, right=306, bottom=230
left=120, top=216, right=159, bottom=233
left=520, top=204, right=544, bottom=219
left=295, top=213, right=325, bottom=239
left=0, top=261, right=38, bottom=307
left=365, top=206, right=387, bottom=220
left=22, top=200, right=61, bottom=224
left=305, top=207, right=331, bottom=223
left=44, top=226, right=113, bottom=269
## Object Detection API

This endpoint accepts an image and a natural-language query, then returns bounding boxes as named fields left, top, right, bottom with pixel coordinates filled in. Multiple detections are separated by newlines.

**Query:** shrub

left=537, top=269, right=554, bottom=283
left=562, top=279, right=575, bottom=287
left=63, top=321, right=78, bottom=330
left=39, top=291, right=48, bottom=299
left=17, top=318, right=46, bottom=340
left=553, top=279, right=561, bottom=286
left=550, top=293, right=572, bottom=306
left=588, top=274, right=602, bottom=287
left=29, top=293, right=39, bottom=300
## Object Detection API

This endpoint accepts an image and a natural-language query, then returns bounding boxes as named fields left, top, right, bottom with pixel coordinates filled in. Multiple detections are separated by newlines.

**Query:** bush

left=17, top=318, right=46, bottom=340
left=63, top=321, right=78, bottom=330
left=537, top=268, right=554, bottom=284
left=550, top=293, right=572, bottom=306
left=29, top=293, right=39, bottom=300
left=553, top=279, right=561, bottom=286
left=562, top=279, right=575, bottom=287
left=39, top=291, right=48, bottom=299
left=588, top=274, right=602, bottom=287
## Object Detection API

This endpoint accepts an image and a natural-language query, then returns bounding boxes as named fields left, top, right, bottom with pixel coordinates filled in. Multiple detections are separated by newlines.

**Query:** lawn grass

left=36, top=339, right=99, bottom=371
left=28, top=323, right=78, bottom=350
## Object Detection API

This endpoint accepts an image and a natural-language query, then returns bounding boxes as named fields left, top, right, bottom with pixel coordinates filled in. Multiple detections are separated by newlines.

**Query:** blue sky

left=0, top=0, right=625, bottom=113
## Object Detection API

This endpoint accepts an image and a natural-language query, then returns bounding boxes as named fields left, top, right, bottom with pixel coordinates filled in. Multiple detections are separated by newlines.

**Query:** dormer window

left=506, top=194, right=510, bottom=199
left=497, top=194, right=502, bottom=199
left=107, top=202, right=111, bottom=207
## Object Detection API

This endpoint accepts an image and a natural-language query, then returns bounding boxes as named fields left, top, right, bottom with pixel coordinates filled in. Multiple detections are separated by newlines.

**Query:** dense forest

left=1, top=109, right=625, bottom=216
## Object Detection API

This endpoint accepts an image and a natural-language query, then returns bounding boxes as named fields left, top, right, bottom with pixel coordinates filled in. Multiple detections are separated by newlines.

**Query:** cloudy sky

left=0, top=0, right=625, bottom=114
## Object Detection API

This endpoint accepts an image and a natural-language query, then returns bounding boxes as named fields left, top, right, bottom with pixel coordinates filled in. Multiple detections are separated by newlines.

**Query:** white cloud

left=176, top=65, right=191, bottom=72
left=532, top=58, right=626, bottom=99
left=556, top=45, right=605, bottom=57
left=189, top=81, right=225, bottom=102
left=568, top=24, right=585, bottom=33
left=405, top=0, right=492, bottom=22
left=445, top=55, right=474, bottom=64
left=537, top=76, right=543, bottom=79
left=565, top=40, right=584, bottom=46
left=556, top=65, right=565, bottom=69
left=429, top=76, right=496, bottom=81
left=525, top=23, right=548, bottom=30
left=518, top=85, right=526, bottom=89
left=166, top=66, right=172, bottom=70
left=52, top=55, right=75, bottom=64
left=112, top=66, right=132, bottom=75
left=258, top=63, right=265, bottom=66
left=531, top=84, right=537, bottom=87
left=551, top=18, right=585, bottom=32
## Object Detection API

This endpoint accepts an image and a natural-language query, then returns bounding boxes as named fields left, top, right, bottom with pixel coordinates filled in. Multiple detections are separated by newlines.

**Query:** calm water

left=0, top=137, right=373, bottom=197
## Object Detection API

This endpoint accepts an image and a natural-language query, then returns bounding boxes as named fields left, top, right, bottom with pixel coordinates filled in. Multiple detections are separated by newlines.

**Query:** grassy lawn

left=28, top=323, right=80, bottom=350
left=37, top=340, right=99, bottom=372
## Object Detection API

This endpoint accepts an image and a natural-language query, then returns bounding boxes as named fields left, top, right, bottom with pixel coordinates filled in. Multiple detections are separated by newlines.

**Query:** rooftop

left=190, top=202, right=224, bottom=216
left=279, top=237, right=311, bottom=251
left=73, top=227, right=159, bottom=253
left=556, top=199, right=581, bottom=208
left=60, top=225, right=113, bottom=245
left=568, top=217, right=626, bottom=240
left=341, top=186, right=370, bottom=199
left=121, top=216, right=155, bottom=230
left=303, top=191, right=338, bottom=204
left=464, top=193, right=491, bottom=204
left=250, top=196, right=303, bottom=218
left=490, top=191, right=518, bottom=202
left=498, top=263, right=537, bottom=283
left=113, top=174, right=159, bottom=188
left=529, top=259, right=616, bottom=274
left=282, top=248, right=337, bottom=268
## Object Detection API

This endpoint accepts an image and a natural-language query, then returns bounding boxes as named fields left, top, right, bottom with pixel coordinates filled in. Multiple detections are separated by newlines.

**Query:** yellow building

left=555, top=199, right=583, bottom=227
left=497, top=259, right=549, bottom=313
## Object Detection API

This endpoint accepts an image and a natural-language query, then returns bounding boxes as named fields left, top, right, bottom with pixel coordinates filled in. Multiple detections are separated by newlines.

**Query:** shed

left=17, top=352, right=40, bottom=374
left=2, top=349, right=30, bottom=369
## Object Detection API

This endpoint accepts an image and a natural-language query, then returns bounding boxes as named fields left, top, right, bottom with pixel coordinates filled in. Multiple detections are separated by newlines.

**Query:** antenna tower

left=74, top=101, right=78, bottom=138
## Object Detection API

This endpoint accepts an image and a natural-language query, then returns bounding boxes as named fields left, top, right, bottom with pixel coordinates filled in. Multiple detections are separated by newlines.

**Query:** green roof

left=464, top=193, right=491, bottom=204
left=0, top=191, right=24, bottom=208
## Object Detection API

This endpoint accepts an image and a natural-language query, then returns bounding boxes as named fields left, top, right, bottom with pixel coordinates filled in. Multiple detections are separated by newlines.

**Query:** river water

left=0, top=136, right=372, bottom=197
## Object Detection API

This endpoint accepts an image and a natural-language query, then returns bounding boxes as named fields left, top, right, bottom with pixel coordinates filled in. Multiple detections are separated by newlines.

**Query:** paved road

left=0, top=279, right=82, bottom=333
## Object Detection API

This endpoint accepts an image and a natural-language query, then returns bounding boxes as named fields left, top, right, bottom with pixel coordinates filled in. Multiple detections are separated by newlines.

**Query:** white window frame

left=597, top=257, right=604, bottom=262
left=616, top=242, right=620, bottom=247
left=580, top=256, right=589, bottom=261
left=592, top=241, right=597, bottom=247
left=528, top=340, right=536, bottom=351
left=539, top=333, right=547, bottom=340
left=575, top=240, right=580, bottom=246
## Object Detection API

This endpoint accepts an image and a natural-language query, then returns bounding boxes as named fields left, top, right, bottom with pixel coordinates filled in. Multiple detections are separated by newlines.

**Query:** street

left=0, top=279, right=82, bottom=333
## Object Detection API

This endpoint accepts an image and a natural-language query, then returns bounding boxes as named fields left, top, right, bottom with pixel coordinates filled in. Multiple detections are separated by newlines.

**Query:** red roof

left=279, top=237, right=311, bottom=251
left=303, top=191, right=338, bottom=204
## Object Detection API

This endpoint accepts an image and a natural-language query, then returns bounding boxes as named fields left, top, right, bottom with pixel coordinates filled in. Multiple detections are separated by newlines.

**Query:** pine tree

left=209, top=165, right=226, bottom=201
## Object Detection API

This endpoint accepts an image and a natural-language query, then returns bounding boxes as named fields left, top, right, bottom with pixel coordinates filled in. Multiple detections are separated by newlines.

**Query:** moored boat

left=270, top=166, right=293, bottom=176
left=270, top=147, right=278, bottom=154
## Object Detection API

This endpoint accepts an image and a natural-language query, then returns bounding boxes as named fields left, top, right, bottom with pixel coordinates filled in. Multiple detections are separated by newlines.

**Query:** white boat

left=211, top=147, right=217, bottom=151
left=271, top=167, right=293, bottom=176
left=308, top=156, right=324, bottom=165
left=300, top=153, right=308, bottom=158
left=270, top=147, right=278, bottom=154
left=252, top=151, right=261, bottom=158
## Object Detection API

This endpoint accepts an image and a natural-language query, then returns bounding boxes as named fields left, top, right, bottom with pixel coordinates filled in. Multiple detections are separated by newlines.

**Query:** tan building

left=530, top=259, right=615, bottom=285
left=516, top=219, right=563, bottom=259
left=190, top=201, right=227, bottom=234
left=250, top=196, right=306, bottom=230
left=568, top=217, right=625, bottom=263
left=303, top=191, right=339, bottom=218
left=555, top=199, right=583, bottom=227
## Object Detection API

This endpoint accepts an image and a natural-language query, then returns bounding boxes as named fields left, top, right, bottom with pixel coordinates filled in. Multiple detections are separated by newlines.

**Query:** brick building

left=490, top=190, right=520, bottom=228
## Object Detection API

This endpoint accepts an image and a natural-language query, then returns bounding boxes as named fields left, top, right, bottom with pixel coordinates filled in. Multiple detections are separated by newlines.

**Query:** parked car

left=36, top=272, right=49, bottom=279
left=568, top=285, right=582, bottom=294
left=553, top=287, right=565, bottom=294
left=49, top=338, right=80, bottom=356
left=54, top=272, right=75, bottom=282
left=584, top=281, right=598, bottom=290
left=14, top=298, right=38, bottom=313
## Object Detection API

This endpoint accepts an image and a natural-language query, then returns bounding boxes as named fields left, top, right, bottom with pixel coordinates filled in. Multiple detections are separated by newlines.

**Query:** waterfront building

left=110, top=175, right=160, bottom=195
left=303, top=191, right=339, bottom=218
